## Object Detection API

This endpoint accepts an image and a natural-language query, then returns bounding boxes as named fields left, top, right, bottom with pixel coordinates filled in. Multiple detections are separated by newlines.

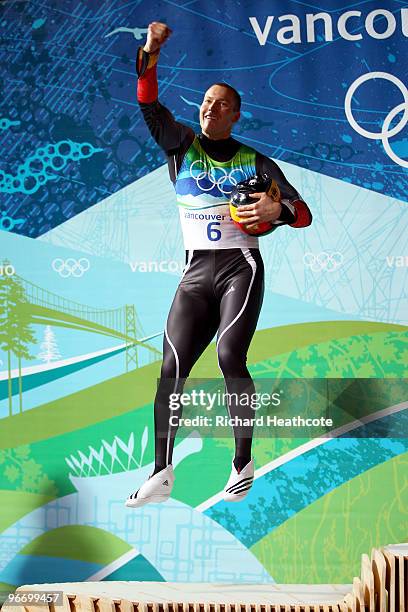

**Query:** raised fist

left=143, top=21, right=172, bottom=53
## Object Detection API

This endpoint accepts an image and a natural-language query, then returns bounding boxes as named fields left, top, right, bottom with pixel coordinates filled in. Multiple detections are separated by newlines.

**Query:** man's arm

left=136, top=22, right=194, bottom=161
left=238, top=153, right=312, bottom=229
left=256, top=153, right=312, bottom=228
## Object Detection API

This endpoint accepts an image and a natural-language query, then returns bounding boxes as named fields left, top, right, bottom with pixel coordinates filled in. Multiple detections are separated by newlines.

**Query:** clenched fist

left=143, top=22, right=172, bottom=53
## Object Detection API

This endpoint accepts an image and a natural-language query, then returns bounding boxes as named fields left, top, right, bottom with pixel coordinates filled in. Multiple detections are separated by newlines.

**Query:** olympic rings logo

left=303, top=252, right=343, bottom=272
left=189, top=160, right=248, bottom=195
left=345, top=71, right=408, bottom=168
left=52, top=258, right=90, bottom=278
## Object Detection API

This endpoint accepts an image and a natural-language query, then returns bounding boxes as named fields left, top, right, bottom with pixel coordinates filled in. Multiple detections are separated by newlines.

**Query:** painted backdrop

left=0, top=0, right=407, bottom=591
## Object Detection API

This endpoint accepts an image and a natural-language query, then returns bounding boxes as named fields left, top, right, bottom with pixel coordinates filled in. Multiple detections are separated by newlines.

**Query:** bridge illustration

left=0, top=273, right=162, bottom=404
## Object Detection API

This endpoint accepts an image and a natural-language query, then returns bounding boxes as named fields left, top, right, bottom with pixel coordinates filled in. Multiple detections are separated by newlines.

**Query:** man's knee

left=160, top=354, right=178, bottom=379
left=217, top=343, right=247, bottom=377
left=160, top=352, right=193, bottom=380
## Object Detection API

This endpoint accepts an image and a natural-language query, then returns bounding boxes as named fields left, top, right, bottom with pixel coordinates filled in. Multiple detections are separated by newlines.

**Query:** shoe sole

left=125, top=494, right=170, bottom=508
left=223, top=494, right=248, bottom=502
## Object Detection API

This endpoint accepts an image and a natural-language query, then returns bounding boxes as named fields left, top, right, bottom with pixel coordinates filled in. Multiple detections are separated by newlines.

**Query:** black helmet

left=230, top=174, right=280, bottom=236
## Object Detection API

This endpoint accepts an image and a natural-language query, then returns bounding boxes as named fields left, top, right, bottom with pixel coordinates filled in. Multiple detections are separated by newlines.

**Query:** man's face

left=199, top=85, right=240, bottom=140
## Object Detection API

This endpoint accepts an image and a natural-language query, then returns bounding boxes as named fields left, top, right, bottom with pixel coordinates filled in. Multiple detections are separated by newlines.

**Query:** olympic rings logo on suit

left=345, top=71, right=408, bottom=168
left=52, top=258, right=90, bottom=278
left=303, top=252, right=343, bottom=272
left=189, top=160, right=248, bottom=195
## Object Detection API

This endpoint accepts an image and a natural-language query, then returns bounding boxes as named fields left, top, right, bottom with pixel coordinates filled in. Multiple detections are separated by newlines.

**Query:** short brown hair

left=211, top=82, right=241, bottom=111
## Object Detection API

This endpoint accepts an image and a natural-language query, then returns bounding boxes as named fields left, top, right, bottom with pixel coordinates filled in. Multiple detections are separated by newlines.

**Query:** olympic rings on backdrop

left=345, top=71, right=408, bottom=168
left=52, top=258, right=90, bottom=278
left=303, top=252, right=343, bottom=272
left=189, top=160, right=248, bottom=195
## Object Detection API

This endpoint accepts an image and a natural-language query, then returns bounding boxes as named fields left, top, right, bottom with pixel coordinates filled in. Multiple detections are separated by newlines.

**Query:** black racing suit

left=136, top=49, right=312, bottom=470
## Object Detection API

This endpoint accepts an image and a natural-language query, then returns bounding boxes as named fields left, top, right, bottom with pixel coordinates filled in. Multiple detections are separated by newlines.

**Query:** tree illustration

left=37, top=325, right=61, bottom=364
left=0, top=445, right=58, bottom=496
left=0, top=262, right=36, bottom=415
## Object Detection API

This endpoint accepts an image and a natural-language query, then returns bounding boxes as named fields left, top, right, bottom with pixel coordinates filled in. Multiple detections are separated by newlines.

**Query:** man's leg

left=153, top=277, right=219, bottom=473
left=215, top=248, right=264, bottom=472
left=126, top=253, right=219, bottom=507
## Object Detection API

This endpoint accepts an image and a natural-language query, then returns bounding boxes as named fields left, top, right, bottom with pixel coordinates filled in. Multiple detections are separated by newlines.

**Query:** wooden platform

left=1, top=582, right=352, bottom=610
left=2, top=544, right=407, bottom=612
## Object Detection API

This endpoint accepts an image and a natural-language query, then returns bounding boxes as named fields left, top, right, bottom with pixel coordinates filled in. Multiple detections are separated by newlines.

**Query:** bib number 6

left=207, top=221, right=221, bottom=242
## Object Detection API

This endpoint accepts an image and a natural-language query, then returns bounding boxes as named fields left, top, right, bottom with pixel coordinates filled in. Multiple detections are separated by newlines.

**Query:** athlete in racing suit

left=126, top=22, right=312, bottom=507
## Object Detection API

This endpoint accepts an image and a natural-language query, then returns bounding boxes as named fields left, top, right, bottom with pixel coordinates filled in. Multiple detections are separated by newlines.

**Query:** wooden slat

left=74, top=596, right=97, bottom=612
left=118, top=600, right=134, bottom=612
left=94, top=598, right=116, bottom=612
left=360, top=553, right=375, bottom=611
left=399, top=554, right=406, bottom=612
left=405, top=554, right=408, bottom=609
left=342, top=593, right=355, bottom=612
left=371, top=548, right=387, bottom=612
left=61, top=593, right=72, bottom=612
left=382, top=548, right=396, bottom=612
left=351, top=577, right=364, bottom=612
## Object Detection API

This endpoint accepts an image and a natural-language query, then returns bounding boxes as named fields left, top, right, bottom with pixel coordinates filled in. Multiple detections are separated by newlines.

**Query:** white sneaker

left=223, top=458, right=254, bottom=502
left=125, top=465, right=175, bottom=508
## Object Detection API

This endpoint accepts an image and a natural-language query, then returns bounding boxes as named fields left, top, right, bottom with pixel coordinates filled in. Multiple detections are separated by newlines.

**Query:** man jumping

left=126, top=22, right=312, bottom=508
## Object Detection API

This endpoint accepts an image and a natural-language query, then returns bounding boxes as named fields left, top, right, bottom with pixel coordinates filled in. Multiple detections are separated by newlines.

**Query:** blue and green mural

left=0, top=0, right=407, bottom=592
